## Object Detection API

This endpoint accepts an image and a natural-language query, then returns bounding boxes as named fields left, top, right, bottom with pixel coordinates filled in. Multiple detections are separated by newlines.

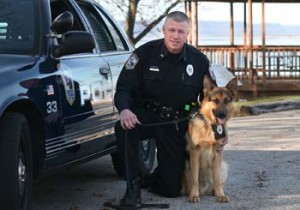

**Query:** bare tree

left=98, top=0, right=184, bottom=45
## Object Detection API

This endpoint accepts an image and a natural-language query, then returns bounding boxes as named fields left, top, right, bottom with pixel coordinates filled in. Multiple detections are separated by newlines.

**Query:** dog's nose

left=216, top=111, right=227, bottom=119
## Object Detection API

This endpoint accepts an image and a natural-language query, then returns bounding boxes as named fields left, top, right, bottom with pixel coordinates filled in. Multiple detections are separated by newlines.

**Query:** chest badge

left=186, top=64, right=194, bottom=76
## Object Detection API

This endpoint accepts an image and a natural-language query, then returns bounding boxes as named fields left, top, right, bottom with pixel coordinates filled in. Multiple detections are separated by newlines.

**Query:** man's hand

left=119, top=109, right=141, bottom=130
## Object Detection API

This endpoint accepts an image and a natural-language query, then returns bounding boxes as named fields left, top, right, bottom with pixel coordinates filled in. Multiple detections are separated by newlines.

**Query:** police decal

left=125, top=53, right=139, bottom=70
left=61, top=75, right=75, bottom=106
left=46, top=101, right=58, bottom=114
left=186, top=64, right=194, bottom=76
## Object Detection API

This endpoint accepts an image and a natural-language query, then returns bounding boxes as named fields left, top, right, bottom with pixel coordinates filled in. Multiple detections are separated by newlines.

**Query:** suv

left=0, top=0, right=156, bottom=209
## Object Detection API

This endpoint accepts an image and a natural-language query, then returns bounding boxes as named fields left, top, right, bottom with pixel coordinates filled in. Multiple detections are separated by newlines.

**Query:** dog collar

left=189, top=111, right=200, bottom=119
left=191, top=113, right=226, bottom=140
left=212, top=124, right=226, bottom=140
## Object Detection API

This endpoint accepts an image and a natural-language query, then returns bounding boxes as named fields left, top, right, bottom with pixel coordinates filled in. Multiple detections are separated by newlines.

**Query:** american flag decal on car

left=47, top=85, right=55, bottom=95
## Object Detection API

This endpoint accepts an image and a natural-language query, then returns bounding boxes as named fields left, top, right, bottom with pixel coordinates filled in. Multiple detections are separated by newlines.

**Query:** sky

left=197, top=2, right=300, bottom=25
left=100, top=1, right=300, bottom=25
left=99, top=1, right=300, bottom=46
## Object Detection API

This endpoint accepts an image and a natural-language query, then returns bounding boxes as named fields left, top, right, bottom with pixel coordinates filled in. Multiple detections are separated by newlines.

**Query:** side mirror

left=52, top=31, right=95, bottom=57
left=51, top=11, right=74, bottom=34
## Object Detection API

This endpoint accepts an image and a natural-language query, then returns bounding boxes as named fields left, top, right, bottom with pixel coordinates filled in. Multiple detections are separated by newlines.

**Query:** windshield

left=0, top=0, right=39, bottom=55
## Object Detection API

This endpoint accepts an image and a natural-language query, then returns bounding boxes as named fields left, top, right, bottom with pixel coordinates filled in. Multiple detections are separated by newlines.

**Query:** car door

left=77, top=0, right=134, bottom=120
left=46, top=0, right=117, bottom=165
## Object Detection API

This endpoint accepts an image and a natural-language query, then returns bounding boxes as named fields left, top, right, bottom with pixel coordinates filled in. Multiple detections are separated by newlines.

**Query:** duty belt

left=143, top=99, right=198, bottom=120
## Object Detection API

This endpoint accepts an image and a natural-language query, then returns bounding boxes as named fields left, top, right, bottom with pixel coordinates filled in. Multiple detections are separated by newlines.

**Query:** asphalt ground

left=33, top=108, right=300, bottom=210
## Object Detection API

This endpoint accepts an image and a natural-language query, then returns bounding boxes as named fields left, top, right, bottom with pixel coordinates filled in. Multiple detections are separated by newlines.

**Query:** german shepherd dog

left=182, top=75, right=237, bottom=203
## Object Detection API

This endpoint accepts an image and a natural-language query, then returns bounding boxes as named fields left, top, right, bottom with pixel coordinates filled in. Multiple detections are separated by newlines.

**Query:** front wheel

left=111, top=138, right=156, bottom=177
left=0, top=113, right=33, bottom=210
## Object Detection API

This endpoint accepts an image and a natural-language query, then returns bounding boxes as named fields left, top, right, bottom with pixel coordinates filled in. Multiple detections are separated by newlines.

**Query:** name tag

left=149, top=66, right=159, bottom=72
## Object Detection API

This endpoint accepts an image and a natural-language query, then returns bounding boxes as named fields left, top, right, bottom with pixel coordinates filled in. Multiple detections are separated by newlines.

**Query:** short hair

left=165, top=11, right=189, bottom=25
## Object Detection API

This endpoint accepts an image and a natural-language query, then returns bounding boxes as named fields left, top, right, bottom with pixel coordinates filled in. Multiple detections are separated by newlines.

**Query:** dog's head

left=201, top=74, right=238, bottom=125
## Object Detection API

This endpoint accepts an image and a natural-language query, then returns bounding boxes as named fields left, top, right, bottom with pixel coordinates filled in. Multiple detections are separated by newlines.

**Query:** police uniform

left=114, top=38, right=213, bottom=197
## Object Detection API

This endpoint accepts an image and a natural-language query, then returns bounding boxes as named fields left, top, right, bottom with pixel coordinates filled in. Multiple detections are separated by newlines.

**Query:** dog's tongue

left=217, top=118, right=226, bottom=125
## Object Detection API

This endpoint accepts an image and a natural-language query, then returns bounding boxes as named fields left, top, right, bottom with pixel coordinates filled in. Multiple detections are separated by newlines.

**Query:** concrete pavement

left=33, top=108, right=300, bottom=210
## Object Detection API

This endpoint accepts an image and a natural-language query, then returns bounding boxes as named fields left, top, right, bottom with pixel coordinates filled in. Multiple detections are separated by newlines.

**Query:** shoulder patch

left=125, top=53, right=139, bottom=70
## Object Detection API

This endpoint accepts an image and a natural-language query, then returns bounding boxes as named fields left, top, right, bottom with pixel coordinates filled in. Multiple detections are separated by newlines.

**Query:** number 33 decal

left=47, top=101, right=58, bottom=114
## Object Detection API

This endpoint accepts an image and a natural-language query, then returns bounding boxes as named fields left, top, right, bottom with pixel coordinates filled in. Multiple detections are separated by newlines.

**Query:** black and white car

left=0, top=0, right=156, bottom=209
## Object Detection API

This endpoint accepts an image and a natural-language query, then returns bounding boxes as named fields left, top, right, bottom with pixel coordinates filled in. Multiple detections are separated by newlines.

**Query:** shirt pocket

left=181, top=69, right=203, bottom=88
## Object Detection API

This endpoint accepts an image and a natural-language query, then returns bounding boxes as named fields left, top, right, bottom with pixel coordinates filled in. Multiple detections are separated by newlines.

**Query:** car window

left=98, top=9, right=128, bottom=51
left=0, top=0, right=39, bottom=55
left=77, top=2, right=128, bottom=53
left=50, top=0, right=95, bottom=55
left=50, top=1, right=84, bottom=31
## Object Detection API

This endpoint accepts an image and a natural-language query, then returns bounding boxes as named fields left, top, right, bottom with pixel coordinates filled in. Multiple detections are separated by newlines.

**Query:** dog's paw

left=189, top=195, right=200, bottom=203
left=216, top=195, right=229, bottom=203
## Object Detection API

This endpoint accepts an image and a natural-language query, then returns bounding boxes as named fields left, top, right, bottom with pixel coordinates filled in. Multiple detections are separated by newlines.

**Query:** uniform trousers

left=114, top=108, right=188, bottom=197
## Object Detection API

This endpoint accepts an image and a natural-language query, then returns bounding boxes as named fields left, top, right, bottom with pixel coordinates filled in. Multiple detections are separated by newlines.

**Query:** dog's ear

left=203, top=74, right=215, bottom=98
left=226, top=78, right=238, bottom=99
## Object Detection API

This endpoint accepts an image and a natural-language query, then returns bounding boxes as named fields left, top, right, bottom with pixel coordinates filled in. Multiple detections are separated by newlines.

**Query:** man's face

left=163, top=19, right=189, bottom=54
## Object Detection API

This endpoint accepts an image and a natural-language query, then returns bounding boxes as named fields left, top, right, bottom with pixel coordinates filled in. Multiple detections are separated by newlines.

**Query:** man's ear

left=226, top=78, right=238, bottom=99
left=203, top=74, right=215, bottom=98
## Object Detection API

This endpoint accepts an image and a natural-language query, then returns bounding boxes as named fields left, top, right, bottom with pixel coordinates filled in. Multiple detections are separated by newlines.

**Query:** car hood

left=0, top=55, right=38, bottom=73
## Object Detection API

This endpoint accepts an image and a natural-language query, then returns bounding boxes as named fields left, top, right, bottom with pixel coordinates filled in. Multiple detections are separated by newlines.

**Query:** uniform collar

left=159, top=40, right=187, bottom=62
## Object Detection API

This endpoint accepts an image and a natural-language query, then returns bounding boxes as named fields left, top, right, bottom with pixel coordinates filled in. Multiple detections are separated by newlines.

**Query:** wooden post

left=248, top=0, right=254, bottom=83
left=185, top=1, right=192, bottom=44
left=230, top=1, right=234, bottom=73
left=262, top=0, right=266, bottom=83
left=248, top=0, right=257, bottom=97
left=243, top=0, right=248, bottom=79
left=191, top=0, right=198, bottom=47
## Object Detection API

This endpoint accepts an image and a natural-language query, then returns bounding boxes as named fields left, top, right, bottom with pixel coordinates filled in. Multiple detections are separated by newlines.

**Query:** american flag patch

left=47, top=85, right=54, bottom=95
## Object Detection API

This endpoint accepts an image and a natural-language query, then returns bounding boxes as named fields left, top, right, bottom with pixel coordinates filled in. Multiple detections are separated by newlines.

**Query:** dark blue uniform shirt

left=114, top=39, right=212, bottom=112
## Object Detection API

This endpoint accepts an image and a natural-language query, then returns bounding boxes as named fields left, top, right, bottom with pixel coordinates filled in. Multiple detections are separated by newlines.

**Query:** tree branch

left=132, top=0, right=184, bottom=44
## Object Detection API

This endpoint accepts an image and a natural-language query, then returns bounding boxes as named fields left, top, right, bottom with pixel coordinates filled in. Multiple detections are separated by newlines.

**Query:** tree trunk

left=126, top=0, right=139, bottom=41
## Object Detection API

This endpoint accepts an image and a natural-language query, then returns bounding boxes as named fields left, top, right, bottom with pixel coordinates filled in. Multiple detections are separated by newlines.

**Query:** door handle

left=99, top=67, right=110, bottom=80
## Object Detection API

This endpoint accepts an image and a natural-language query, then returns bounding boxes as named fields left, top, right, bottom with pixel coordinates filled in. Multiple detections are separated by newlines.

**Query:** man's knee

left=154, top=179, right=182, bottom=198
left=163, top=183, right=182, bottom=198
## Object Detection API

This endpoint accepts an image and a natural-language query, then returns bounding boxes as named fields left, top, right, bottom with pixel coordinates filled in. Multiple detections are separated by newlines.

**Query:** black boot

left=140, top=173, right=156, bottom=189
left=120, top=179, right=141, bottom=207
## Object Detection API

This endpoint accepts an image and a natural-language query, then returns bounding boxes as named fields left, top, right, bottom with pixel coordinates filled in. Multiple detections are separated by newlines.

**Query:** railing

left=198, top=45, right=300, bottom=81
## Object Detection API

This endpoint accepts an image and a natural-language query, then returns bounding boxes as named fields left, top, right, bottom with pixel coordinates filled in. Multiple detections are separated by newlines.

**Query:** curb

left=237, top=100, right=300, bottom=116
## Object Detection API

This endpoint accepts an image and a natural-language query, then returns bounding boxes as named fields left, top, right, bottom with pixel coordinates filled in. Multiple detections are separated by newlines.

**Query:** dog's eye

left=212, top=98, right=219, bottom=104
left=224, top=98, right=232, bottom=104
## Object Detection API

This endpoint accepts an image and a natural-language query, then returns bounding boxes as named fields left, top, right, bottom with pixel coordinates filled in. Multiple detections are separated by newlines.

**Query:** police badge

left=186, top=64, right=194, bottom=76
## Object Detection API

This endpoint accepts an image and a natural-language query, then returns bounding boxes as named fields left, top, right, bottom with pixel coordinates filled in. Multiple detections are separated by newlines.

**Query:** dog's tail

left=221, top=160, right=228, bottom=184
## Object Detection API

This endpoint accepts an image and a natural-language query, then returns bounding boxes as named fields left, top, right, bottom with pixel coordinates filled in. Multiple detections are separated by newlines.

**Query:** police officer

left=114, top=11, right=216, bottom=207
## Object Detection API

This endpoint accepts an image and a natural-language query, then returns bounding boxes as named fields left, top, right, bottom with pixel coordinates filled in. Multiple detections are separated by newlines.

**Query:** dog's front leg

left=188, top=148, right=201, bottom=203
left=213, top=152, right=229, bottom=203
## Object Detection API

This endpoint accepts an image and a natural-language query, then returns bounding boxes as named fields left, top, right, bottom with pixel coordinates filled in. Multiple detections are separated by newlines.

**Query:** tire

left=0, top=113, right=33, bottom=210
left=138, top=138, right=156, bottom=176
left=111, top=138, right=156, bottom=177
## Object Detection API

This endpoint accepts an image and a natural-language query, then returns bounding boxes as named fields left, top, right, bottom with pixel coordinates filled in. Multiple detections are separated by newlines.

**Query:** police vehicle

left=0, top=0, right=156, bottom=209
